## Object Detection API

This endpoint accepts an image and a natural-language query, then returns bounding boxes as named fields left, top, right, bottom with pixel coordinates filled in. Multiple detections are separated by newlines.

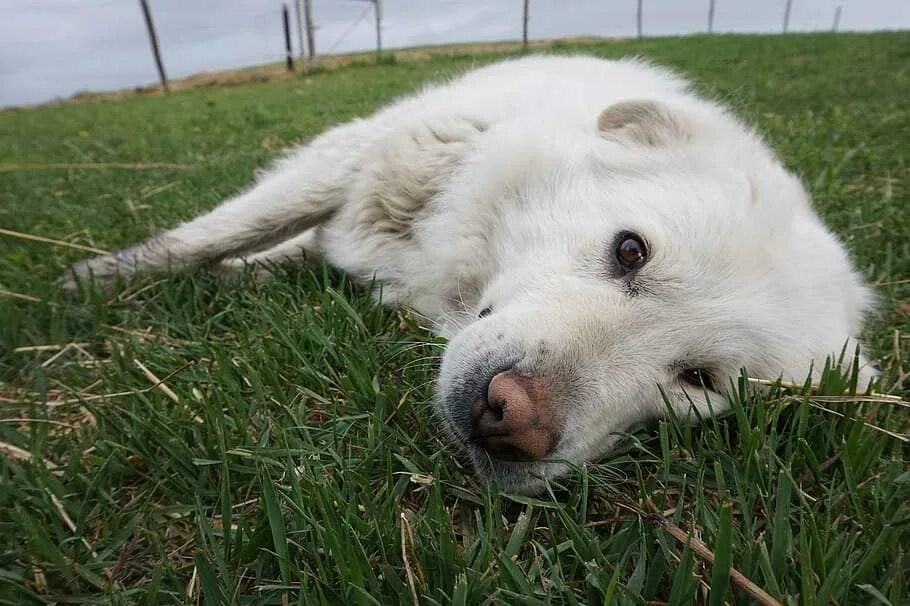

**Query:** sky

left=1, top=0, right=908, bottom=108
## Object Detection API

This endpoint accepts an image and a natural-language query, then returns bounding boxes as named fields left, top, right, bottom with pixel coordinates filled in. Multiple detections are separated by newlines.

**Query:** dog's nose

left=470, top=371, right=560, bottom=462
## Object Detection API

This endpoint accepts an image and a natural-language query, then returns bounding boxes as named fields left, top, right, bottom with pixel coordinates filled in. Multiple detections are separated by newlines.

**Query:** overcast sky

left=1, top=0, right=908, bottom=108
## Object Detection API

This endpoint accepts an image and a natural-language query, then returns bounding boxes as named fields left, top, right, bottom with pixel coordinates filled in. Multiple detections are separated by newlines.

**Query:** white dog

left=63, top=56, right=875, bottom=493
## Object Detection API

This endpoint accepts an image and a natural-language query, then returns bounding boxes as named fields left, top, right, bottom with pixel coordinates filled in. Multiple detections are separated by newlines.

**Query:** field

left=1, top=33, right=908, bottom=604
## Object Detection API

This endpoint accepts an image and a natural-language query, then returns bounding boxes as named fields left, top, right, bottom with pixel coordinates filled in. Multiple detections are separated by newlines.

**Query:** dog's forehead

left=542, top=152, right=796, bottom=244
left=473, top=129, right=807, bottom=286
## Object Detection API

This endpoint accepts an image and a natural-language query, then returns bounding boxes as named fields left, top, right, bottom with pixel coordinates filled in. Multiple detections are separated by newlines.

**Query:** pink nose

left=470, top=371, right=562, bottom=462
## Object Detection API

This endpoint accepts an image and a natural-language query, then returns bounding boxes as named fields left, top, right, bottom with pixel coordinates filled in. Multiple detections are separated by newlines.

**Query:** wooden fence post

left=304, top=0, right=316, bottom=69
left=138, top=0, right=168, bottom=91
left=282, top=3, right=294, bottom=71
left=637, top=0, right=643, bottom=39
left=522, top=0, right=529, bottom=50
left=293, top=0, right=305, bottom=64
left=374, top=0, right=382, bottom=60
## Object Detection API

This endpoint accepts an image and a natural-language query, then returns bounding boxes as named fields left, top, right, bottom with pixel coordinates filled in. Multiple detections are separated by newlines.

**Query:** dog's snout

left=470, top=371, right=561, bottom=462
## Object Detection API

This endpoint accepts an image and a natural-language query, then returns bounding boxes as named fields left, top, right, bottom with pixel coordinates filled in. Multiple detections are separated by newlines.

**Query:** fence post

left=637, top=0, right=643, bottom=39
left=282, top=3, right=294, bottom=71
left=522, top=0, right=529, bottom=50
left=303, top=0, right=316, bottom=69
left=293, top=0, right=305, bottom=65
left=138, top=0, right=168, bottom=91
left=374, top=0, right=382, bottom=60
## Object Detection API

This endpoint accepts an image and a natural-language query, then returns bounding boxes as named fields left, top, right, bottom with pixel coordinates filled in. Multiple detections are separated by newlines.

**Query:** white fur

left=64, top=56, right=875, bottom=493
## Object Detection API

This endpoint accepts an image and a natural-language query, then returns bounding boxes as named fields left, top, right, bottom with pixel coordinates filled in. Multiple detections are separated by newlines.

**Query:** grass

left=1, top=32, right=909, bottom=605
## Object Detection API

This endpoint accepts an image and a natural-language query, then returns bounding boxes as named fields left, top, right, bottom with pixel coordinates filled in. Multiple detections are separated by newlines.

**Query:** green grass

left=1, top=32, right=909, bottom=605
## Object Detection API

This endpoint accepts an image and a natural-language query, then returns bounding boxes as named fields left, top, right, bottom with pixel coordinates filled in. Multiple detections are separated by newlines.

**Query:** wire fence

left=1, top=0, right=901, bottom=108
left=147, top=0, right=859, bottom=86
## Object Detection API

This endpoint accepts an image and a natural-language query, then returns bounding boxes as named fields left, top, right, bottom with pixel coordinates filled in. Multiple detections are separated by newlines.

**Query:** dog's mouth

left=464, top=448, right=570, bottom=494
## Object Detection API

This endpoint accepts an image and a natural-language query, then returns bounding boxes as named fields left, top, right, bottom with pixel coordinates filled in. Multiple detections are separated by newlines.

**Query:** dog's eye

left=614, top=232, right=648, bottom=274
left=679, top=368, right=715, bottom=391
left=478, top=306, right=493, bottom=319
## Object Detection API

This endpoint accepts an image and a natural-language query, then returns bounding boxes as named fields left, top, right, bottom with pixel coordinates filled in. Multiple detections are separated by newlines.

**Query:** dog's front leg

left=59, top=121, right=371, bottom=292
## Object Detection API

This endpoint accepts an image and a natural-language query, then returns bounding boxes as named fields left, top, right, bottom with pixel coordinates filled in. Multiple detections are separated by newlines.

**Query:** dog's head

left=431, top=97, right=875, bottom=493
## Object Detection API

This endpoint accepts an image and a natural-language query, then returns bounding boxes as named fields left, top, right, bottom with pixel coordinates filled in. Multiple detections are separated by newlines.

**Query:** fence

left=0, top=0, right=872, bottom=108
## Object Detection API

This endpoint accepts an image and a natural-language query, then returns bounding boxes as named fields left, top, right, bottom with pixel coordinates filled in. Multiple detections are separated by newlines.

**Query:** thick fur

left=63, top=56, right=875, bottom=493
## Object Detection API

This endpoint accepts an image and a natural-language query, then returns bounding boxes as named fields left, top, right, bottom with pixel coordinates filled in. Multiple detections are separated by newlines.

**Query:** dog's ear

left=597, top=100, right=689, bottom=146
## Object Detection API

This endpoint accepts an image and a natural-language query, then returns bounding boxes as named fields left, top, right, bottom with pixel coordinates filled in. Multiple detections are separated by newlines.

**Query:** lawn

left=1, top=32, right=908, bottom=605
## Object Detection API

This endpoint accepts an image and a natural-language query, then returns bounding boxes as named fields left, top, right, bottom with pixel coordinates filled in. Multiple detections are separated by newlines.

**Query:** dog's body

left=65, top=56, right=874, bottom=492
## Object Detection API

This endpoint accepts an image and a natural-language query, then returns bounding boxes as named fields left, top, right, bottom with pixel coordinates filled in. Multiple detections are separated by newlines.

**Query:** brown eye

left=680, top=368, right=715, bottom=391
left=615, top=232, right=648, bottom=273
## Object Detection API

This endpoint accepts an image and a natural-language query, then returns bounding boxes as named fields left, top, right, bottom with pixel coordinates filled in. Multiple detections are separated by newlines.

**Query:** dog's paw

left=214, top=258, right=276, bottom=284
left=58, top=254, right=131, bottom=293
